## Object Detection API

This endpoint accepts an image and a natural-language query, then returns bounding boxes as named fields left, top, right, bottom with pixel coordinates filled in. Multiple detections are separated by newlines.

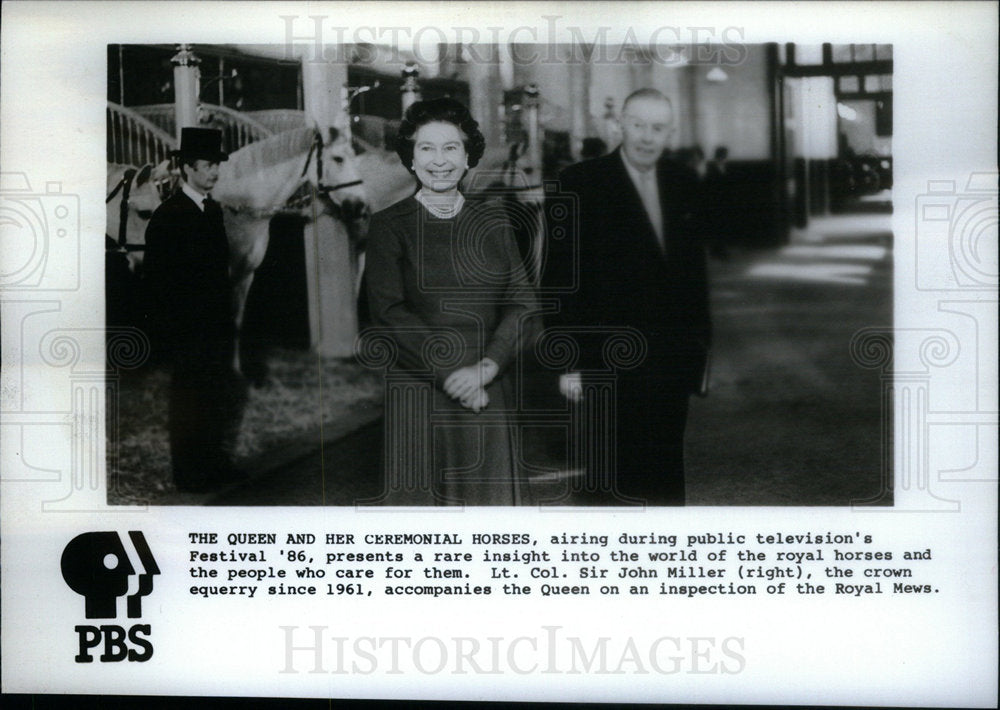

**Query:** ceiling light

left=706, top=67, right=728, bottom=82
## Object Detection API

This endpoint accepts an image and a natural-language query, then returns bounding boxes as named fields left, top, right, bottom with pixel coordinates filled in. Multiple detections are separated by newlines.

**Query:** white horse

left=106, top=123, right=369, bottom=377
left=212, top=124, right=368, bottom=375
left=106, top=161, right=173, bottom=272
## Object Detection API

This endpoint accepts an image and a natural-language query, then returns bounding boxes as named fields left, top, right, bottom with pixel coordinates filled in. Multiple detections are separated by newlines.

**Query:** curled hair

left=394, top=97, right=487, bottom=173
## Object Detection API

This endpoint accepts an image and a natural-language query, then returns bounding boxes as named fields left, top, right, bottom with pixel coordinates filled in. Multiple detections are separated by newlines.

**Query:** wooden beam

left=781, top=60, right=893, bottom=78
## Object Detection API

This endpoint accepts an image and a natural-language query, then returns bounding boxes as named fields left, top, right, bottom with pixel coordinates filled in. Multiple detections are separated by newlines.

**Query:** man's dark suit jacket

left=544, top=148, right=711, bottom=504
left=143, top=190, right=237, bottom=487
left=143, top=191, right=233, bottom=351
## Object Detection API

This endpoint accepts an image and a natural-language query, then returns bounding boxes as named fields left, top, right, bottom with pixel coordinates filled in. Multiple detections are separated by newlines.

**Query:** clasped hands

left=444, top=358, right=499, bottom=412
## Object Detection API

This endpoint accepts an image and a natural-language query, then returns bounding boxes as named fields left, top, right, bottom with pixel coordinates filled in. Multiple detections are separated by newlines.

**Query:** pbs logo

left=60, top=531, right=160, bottom=663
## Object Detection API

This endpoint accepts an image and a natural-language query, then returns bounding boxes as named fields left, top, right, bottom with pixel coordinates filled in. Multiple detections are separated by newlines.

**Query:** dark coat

left=364, top=195, right=540, bottom=504
left=366, top=195, right=538, bottom=386
left=545, top=148, right=710, bottom=390
left=143, top=190, right=233, bottom=351
left=142, top=189, right=240, bottom=489
left=542, top=148, right=712, bottom=504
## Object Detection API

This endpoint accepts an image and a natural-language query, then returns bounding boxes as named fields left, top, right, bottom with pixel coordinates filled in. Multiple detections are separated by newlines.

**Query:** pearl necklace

left=416, top=189, right=465, bottom=219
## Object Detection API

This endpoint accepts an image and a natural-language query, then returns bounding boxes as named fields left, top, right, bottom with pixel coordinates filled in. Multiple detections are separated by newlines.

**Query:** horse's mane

left=223, top=126, right=316, bottom=180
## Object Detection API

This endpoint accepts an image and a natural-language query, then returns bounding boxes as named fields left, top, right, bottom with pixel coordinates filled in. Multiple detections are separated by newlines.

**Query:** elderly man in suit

left=545, top=88, right=711, bottom=505
left=143, top=127, right=245, bottom=493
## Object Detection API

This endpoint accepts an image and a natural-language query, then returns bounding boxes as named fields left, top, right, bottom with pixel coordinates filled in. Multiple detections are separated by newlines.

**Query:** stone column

left=301, top=58, right=356, bottom=357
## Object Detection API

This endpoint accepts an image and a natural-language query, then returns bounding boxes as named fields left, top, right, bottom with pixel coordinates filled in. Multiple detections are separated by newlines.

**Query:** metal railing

left=125, top=102, right=274, bottom=152
left=127, top=103, right=176, bottom=136
left=107, top=102, right=176, bottom=166
left=197, top=103, right=273, bottom=150
left=119, top=102, right=403, bottom=155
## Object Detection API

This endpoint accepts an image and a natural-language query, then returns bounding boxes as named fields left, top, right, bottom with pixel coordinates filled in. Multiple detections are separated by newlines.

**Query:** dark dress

left=364, top=195, right=539, bottom=505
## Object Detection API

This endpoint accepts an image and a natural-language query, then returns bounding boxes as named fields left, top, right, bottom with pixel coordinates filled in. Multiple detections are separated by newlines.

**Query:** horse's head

left=150, top=158, right=179, bottom=202
left=306, top=125, right=370, bottom=227
left=106, top=162, right=169, bottom=272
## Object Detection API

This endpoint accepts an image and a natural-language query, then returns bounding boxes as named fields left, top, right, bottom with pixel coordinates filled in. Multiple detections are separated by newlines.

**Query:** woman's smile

left=412, top=121, right=468, bottom=194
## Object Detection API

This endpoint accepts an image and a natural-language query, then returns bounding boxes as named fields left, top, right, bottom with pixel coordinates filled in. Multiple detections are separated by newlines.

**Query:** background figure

left=689, top=144, right=708, bottom=180
left=544, top=89, right=711, bottom=505
left=707, top=145, right=729, bottom=178
left=364, top=98, right=539, bottom=505
left=142, top=128, right=247, bottom=493
left=704, top=145, right=732, bottom=259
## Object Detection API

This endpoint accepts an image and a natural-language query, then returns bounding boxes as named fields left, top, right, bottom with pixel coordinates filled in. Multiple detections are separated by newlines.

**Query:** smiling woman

left=412, top=122, right=468, bottom=195
left=361, top=97, right=539, bottom=506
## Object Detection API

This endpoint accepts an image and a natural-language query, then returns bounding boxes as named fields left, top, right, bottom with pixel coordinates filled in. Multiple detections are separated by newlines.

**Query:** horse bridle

left=301, top=130, right=364, bottom=196
left=106, top=166, right=147, bottom=252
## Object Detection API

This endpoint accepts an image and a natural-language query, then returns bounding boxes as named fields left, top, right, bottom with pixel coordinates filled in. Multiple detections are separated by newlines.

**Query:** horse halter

left=106, top=165, right=150, bottom=251
left=300, top=130, right=364, bottom=196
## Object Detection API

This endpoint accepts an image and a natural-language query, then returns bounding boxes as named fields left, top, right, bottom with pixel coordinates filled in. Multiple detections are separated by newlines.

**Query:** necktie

left=638, top=170, right=664, bottom=251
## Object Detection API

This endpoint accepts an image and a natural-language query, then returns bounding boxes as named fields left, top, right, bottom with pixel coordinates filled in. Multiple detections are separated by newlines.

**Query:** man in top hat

left=544, top=88, right=711, bottom=506
left=143, top=127, right=245, bottom=493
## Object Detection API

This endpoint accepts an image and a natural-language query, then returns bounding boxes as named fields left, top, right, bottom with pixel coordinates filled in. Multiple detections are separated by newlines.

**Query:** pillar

left=466, top=43, right=503, bottom=150
left=685, top=64, right=700, bottom=149
left=301, top=59, right=357, bottom=358
left=567, top=51, right=592, bottom=161
left=628, top=48, right=654, bottom=92
left=602, top=96, right=621, bottom=148
left=523, top=84, right=542, bottom=175
left=171, top=44, right=200, bottom=136
left=400, top=62, right=421, bottom=113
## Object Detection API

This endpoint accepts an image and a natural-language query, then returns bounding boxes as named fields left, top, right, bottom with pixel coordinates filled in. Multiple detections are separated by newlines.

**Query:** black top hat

left=174, top=127, right=229, bottom=162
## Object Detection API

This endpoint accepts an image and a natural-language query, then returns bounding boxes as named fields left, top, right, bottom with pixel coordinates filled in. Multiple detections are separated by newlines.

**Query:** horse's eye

left=333, top=156, right=344, bottom=164
left=137, top=209, right=153, bottom=219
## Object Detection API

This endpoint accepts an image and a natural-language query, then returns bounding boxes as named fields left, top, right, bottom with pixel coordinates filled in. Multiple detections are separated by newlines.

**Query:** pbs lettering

left=60, top=531, right=160, bottom=663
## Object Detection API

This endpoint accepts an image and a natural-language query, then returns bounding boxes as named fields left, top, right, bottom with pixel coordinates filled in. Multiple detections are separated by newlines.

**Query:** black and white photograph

left=104, top=38, right=894, bottom=508
left=1, top=2, right=996, bottom=706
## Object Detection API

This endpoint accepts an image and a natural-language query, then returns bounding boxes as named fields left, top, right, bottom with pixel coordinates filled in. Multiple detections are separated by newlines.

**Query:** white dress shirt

left=181, top=181, right=210, bottom=212
left=621, top=151, right=665, bottom=250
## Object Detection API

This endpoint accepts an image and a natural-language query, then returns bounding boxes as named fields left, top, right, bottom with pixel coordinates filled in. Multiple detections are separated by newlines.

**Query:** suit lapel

left=655, top=162, right=672, bottom=256
left=607, top=148, right=668, bottom=259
